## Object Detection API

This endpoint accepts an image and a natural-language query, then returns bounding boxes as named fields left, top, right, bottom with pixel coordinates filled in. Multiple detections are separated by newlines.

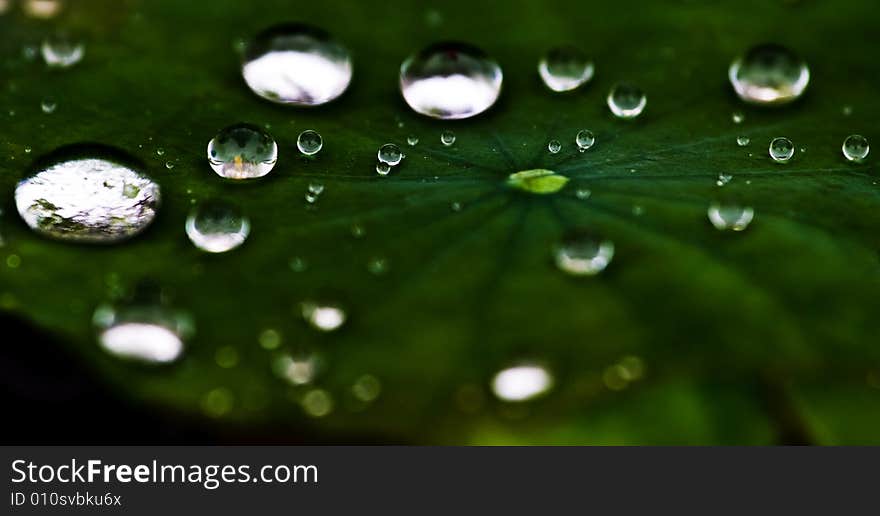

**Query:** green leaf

left=1, top=0, right=879, bottom=444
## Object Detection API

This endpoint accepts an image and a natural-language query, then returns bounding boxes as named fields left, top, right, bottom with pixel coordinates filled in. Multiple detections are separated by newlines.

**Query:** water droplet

left=308, top=182, right=324, bottom=196
left=450, top=201, right=462, bottom=212
left=842, top=105, right=853, bottom=116
left=41, top=33, right=84, bottom=68
left=23, top=0, right=63, bottom=19
left=155, top=147, right=165, bottom=157
left=164, top=161, right=175, bottom=169
left=547, top=139, right=562, bottom=154
left=302, top=389, right=333, bottom=417
left=708, top=202, right=754, bottom=231
left=732, top=111, right=745, bottom=124
left=575, top=129, right=595, bottom=152
left=24, top=146, right=32, bottom=154
left=538, top=46, right=594, bottom=92
left=274, top=353, right=316, bottom=385
left=301, top=301, right=346, bottom=332
left=607, top=82, right=646, bottom=119
left=241, top=23, right=352, bottom=106
left=400, top=42, right=502, bottom=119
left=185, top=200, right=250, bottom=253
left=440, top=130, right=456, bottom=146
left=728, top=44, right=809, bottom=105
left=40, top=98, right=57, bottom=114
left=375, top=161, right=392, bottom=176
left=769, top=136, right=795, bottom=163
left=491, top=364, right=553, bottom=402
left=406, top=135, right=419, bottom=146
left=297, top=129, right=323, bottom=156
left=207, top=123, right=278, bottom=179
left=378, top=143, right=404, bottom=165
left=93, top=303, right=192, bottom=364
left=352, top=374, right=381, bottom=402
left=15, top=145, right=160, bottom=243
left=367, top=257, right=389, bottom=275
left=289, top=256, right=308, bottom=272
left=842, top=134, right=869, bottom=163
left=554, top=231, right=614, bottom=276
left=575, top=188, right=591, bottom=200
left=259, top=328, right=282, bottom=350
left=202, top=388, right=234, bottom=417
left=736, top=135, right=750, bottom=147
left=507, top=169, right=569, bottom=194
left=716, top=173, right=733, bottom=186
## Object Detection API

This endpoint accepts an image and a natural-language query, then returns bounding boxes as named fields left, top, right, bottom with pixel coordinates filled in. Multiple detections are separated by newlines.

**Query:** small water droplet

left=708, top=202, right=754, bottom=231
left=307, top=181, right=325, bottom=195
left=769, top=137, right=795, bottom=163
left=716, top=173, right=733, bottom=186
left=297, top=129, right=323, bottom=156
left=736, top=135, right=750, bottom=147
left=538, top=46, right=594, bottom=92
left=352, top=374, right=381, bottom=402
left=440, top=130, right=456, bottom=146
left=842, top=134, right=869, bottom=163
left=302, top=389, right=333, bottom=417
left=155, top=147, right=165, bottom=157
left=378, top=143, right=404, bottom=165
left=301, top=301, right=346, bottom=332
left=575, top=188, right=591, bottom=200
left=491, top=364, right=553, bottom=402
left=185, top=200, right=250, bottom=253
left=367, top=257, right=389, bottom=275
left=15, top=145, right=160, bottom=243
left=547, top=139, right=562, bottom=154
left=289, top=256, right=308, bottom=272
left=575, top=129, right=595, bottom=151
left=607, top=82, right=646, bottom=119
left=241, top=24, right=352, bottom=106
left=164, top=161, right=175, bottom=169
left=23, top=146, right=32, bottom=154
left=41, top=33, right=84, bottom=68
left=93, top=302, right=192, bottom=364
left=729, top=44, right=809, bottom=105
left=207, top=123, right=278, bottom=179
left=732, top=111, right=745, bottom=124
left=23, top=0, right=63, bottom=19
left=375, top=161, right=392, bottom=176
left=274, top=353, right=316, bottom=385
left=842, top=105, right=853, bottom=116
left=40, top=98, right=57, bottom=114
left=554, top=231, right=614, bottom=276
left=406, top=135, right=419, bottom=146
left=400, top=42, right=502, bottom=119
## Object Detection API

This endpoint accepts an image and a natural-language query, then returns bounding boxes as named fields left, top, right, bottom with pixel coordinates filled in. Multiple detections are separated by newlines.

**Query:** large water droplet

left=538, top=46, right=594, bottom=92
left=842, top=134, right=869, bottom=163
left=554, top=231, right=614, bottom=275
left=241, top=24, right=352, bottom=106
left=707, top=202, right=754, bottom=231
left=15, top=145, right=159, bottom=243
left=93, top=303, right=192, bottom=364
left=575, top=129, right=595, bottom=151
left=296, top=129, right=323, bottom=156
left=728, top=44, right=809, bottom=105
left=378, top=143, right=404, bottom=165
left=185, top=200, right=250, bottom=253
left=607, top=82, right=646, bottom=119
left=769, top=136, right=795, bottom=163
left=507, top=169, right=569, bottom=194
left=491, top=364, right=553, bottom=402
left=400, top=42, right=502, bottom=119
left=207, top=123, right=278, bottom=179
left=301, top=301, right=346, bottom=332
left=41, top=33, right=84, bottom=68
